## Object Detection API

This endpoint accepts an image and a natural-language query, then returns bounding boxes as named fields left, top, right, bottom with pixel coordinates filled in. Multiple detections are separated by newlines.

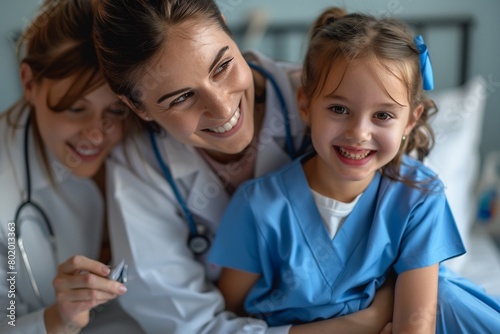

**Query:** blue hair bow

left=414, top=35, right=434, bottom=90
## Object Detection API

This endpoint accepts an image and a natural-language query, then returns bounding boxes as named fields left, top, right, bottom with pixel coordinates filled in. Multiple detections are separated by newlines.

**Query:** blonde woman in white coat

left=0, top=1, right=143, bottom=333
left=94, top=1, right=395, bottom=333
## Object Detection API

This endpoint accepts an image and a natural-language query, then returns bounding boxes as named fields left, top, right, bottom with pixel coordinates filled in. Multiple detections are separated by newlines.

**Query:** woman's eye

left=108, top=102, right=129, bottom=116
left=329, top=105, right=348, bottom=114
left=68, top=107, right=85, bottom=113
left=170, top=92, right=194, bottom=107
left=109, top=108, right=127, bottom=116
left=375, top=112, right=393, bottom=120
left=215, top=57, right=234, bottom=76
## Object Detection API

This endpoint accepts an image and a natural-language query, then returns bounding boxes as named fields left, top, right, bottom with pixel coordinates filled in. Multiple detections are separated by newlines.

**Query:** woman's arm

left=392, top=264, right=439, bottom=334
left=218, top=268, right=394, bottom=334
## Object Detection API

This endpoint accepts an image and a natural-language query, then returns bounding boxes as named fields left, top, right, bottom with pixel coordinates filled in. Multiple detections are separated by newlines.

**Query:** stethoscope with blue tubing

left=14, top=113, right=57, bottom=305
left=149, top=62, right=310, bottom=255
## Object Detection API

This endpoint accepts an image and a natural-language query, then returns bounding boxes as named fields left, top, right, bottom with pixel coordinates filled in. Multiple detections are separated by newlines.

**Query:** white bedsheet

left=455, top=226, right=500, bottom=297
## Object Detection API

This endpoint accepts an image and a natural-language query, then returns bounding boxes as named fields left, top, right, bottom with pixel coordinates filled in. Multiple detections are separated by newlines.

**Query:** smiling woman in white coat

left=94, top=1, right=395, bottom=333
left=0, top=0, right=144, bottom=333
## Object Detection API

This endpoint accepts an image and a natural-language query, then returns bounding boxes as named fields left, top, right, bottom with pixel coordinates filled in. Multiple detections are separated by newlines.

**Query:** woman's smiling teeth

left=74, top=144, right=100, bottom=156
left=208, top=108, right=240, bottom=133
left=338, top=147, right=371, bottom=160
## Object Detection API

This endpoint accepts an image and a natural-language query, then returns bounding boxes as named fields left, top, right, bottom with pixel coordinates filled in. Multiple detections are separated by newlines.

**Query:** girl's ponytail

left=309, top=7, right=348, bottom=39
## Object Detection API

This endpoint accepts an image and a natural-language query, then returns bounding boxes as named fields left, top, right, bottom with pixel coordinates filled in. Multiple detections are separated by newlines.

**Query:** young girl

left=209, top=8, right=500, bottom=334
left=0, top=0, right=143, bottom=332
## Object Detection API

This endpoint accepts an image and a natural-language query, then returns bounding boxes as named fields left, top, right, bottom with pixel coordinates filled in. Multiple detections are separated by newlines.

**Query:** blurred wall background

left=218, top=0, right=500, bottom=162
left=0, top=1, right=37, bottom=112
left=1, top=0, right=498, bottom=161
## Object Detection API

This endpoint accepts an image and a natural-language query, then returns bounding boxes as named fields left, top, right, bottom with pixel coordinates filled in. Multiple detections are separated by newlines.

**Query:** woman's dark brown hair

left=93, top=0, right=230, bottom=110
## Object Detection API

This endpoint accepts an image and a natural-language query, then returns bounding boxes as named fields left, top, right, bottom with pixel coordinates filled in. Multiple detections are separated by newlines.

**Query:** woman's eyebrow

left=156, top=46, right=231, bottom=104
left=157, top=88, right=190, bottom=104
left=209, top=45, right=229, bottom=73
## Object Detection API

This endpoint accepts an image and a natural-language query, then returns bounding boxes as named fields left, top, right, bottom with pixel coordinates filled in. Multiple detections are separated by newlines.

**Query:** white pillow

left=424, top=76, right=487, bottom=272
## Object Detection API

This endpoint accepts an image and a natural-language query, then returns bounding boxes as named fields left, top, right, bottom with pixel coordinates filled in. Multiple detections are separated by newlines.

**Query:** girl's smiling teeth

left=337, top=146, right=372, bottom=160
left=208, top=108, right=240, bottom=133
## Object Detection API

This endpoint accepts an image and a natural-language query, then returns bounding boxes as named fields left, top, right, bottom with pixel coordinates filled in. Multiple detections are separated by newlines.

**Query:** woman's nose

left=203, top=87, right=234, bottom=119
left=81, top=128, right=104, bottom=147
left=81, top=113, right=106, bottom=145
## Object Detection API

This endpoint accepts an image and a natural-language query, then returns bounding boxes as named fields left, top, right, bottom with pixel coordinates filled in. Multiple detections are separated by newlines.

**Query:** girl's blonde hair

left=302, top=7, right=437, bottom=185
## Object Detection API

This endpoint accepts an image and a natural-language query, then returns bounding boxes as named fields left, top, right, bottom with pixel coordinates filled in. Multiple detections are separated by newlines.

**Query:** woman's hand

left=44, top=255, right=127, bottom=333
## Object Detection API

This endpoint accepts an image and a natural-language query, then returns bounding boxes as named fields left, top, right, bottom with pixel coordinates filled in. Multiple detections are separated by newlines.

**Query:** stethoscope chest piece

left=188, top=234, right=211, bottom=255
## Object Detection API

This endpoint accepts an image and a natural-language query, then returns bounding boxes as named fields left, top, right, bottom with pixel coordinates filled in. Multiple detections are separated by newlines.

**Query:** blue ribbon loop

left=414, top=35, right=434, bottom=91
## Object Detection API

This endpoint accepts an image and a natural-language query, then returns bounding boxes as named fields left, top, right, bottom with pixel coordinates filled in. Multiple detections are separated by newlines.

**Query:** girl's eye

left=170, top=92, right=194, bottom=107
left=214, top=57, right=234, bottom=76
left=375, top=112, right=393, bottom=120
left=329, top=105, right=348, bottom=115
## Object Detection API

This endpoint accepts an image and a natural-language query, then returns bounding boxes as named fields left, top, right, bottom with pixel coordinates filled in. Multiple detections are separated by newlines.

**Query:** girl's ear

left=20, top=62, right=35, bottom=104
left=404, top=104, right=424, bottom=135
left=118, top=96, right=153, bottom=121
left=297, top=87, right=311, bottom=126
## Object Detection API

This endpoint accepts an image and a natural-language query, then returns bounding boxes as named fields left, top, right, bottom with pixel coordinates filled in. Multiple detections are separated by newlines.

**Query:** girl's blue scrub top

left=210, top=155, right=500, bottom=333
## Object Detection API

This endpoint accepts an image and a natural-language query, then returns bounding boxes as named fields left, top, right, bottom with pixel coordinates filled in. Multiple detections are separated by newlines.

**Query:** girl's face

left=299, top=59, right=421, bottom=200
left=130, top=20, right=255, bottom=158
left=23, top=66, right=126, bottom=179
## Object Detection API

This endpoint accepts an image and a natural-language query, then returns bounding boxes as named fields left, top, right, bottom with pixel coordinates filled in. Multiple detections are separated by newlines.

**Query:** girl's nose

left=344, top=117, right=371, bottom=143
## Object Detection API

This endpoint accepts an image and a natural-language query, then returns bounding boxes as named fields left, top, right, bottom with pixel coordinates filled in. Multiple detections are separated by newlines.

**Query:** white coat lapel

left=5, top=113, right=63, bottom=194
left=253, top=57, right=305, bottom=177
left=254, top=137, right=291, bottom=178
left=185, top=164, right=230, bottom=225
left=162, top=136, right=230, bottom=226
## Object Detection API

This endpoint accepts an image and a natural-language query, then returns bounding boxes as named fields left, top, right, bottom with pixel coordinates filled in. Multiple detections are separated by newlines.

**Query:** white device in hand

left=108, top=258, right=128, bottom=283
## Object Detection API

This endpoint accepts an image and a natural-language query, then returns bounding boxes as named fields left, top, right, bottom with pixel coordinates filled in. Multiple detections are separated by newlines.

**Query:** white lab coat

left=0, top=107, right=143, bottom=333
left=107, top=51, right=306, bottom=334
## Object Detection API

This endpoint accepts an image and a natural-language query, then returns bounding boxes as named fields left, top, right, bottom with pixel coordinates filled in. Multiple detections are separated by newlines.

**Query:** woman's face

left=24, top=70, right=126, bottom=179
left=131, top=20, right=255, bottom=156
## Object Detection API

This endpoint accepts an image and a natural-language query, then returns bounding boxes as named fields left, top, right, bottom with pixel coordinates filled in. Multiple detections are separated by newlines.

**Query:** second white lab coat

left=0, top=108, right=143, bottom=333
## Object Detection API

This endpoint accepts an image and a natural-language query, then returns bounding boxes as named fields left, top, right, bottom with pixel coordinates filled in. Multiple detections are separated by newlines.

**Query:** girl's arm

left=218, top=267, right=260, bottom=315
left=218, top=268, right=394, bottom=334
left=393, top=264, right=439, bottom=334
